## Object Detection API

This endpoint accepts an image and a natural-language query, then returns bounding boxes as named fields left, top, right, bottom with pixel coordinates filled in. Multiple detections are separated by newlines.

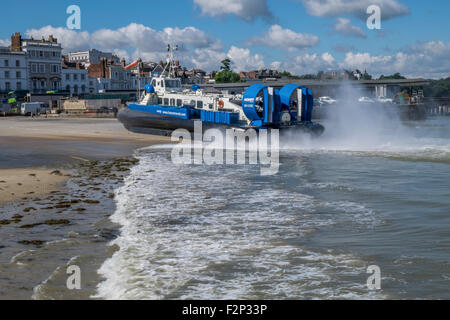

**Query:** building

left=88, top=77, right=111, bottom=93
left=88, top=57, right=134, bottom=91
left=61, top=58, right=89, bottom=95
left=11, top=32, right=62, bottom=93
left=0, top=46, right=28, bottom=92
left=66, top=49, right=116, bottom=66
left=240, top=69, right=280, bottom=81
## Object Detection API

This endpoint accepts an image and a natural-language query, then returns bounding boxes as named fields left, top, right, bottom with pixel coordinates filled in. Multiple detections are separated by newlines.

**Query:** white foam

left=94, top=151, right=387, bottom=300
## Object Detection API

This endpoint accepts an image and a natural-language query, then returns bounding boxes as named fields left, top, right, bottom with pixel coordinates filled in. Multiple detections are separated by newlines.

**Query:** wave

left=94, top=151, right=387, bottom=300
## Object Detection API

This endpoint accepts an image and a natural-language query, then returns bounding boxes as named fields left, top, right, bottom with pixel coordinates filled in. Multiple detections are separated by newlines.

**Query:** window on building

left=39, top=51, right=44, bottom=57
left=81, top=74, right=85, bottom=80
left=74, top=85, right=78, bottom=93
left=33, top=80, right=38, bottom=89
left=73, top=74, right=78, bottom=81
left=16, top=60, right=20, bottom=67
left=32, top=64, right=37, bottom=73
left=16, top=71, right=21, bottom=78
left=16, top=82, right=21, bottom=90
left=4, top=60, right=8, bottom=67
left=81, top=85, right=86, bottom=93
left=39, top=64, right=45, bottom=73
left=51, top=65, right=59, bottom=73
left=41, top=80, right=45, bottom=89
left=5, top=71, right=10, bottom=79
left=5, top=82, right=10, bottom=91
left=66, top=85, right=70, bottom=92
left=66, top=73, right=70, bottom=81
left=31, top=50, right=36, bottom=57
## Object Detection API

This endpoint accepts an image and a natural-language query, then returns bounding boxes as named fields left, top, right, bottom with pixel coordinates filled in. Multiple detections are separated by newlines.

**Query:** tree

left=220, top=59, right=231, bottom=72
left=361, top=69, right=372, bottom=80
left=423, top=78, right=450, bottom=97
left=215, top=59, right=241, bottom=83
left=379, top=73, right=406, bottom=80
left=215, top=71, right=241, bottom=83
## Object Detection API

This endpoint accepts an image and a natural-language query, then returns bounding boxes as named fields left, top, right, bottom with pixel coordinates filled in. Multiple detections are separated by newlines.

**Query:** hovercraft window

left=163, top=98, right=169, bottom=105
left=165, top=79, right=181, bottom=89
left=177, top=99, right=182, bottom=107
left=197, top=101, right=203, bottom=108
left=170, top=99, right=175, bottom=106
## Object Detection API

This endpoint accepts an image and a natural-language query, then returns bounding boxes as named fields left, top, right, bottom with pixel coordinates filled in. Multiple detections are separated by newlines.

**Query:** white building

left=11, top=33, right=62, bottom=93
left=0, top=47, right=28, bottom=92
left=62, top=67, right=89, bottom=95
left=132, top=75, right=152, bottom=91
left=88, top=77, right=111, bottom=93
left=67, top=49, right=115, bottom=66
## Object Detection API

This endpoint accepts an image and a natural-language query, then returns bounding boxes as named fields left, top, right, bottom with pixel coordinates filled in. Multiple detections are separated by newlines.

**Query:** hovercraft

left=118, top=50, right=324, bottom=137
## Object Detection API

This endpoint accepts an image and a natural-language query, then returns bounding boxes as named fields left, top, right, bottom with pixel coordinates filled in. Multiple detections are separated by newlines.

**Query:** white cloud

left=226, top=46, right=265, bottom=71
left=22, top=24, right=450, bottom=78
left=248, top=25, right=319, bottom=50
left=193, top=0, right=273, bottom=22
left=340, top=41, right=450, bottom=78
left=0, top=39, right=11, bottom=47
left=23, top=24, right=267, bottom=72
left=301, top=0, right=410, bottom=20
left=275, top=52, right=337, bottom=74
left=24, top=24, right=225, bottom=70
left=333, top=18, right=366, bottom=38
left=26, top=26, right=91, bottom=51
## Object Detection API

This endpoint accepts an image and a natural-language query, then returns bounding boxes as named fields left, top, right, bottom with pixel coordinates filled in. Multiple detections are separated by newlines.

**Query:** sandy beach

left=0, top=168, right=68, bottom=205
left=0, top=117, right=170, bottom=299
left=0, top=117, right=170, bottom=204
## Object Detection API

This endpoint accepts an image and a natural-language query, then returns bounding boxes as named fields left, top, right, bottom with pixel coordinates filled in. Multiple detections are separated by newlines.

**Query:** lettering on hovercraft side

left=156, top=109, right=187, bottom=117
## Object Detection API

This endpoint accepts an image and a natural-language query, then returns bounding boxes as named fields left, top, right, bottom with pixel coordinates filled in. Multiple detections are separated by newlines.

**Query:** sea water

left=94, top=109, right=450, bottom=299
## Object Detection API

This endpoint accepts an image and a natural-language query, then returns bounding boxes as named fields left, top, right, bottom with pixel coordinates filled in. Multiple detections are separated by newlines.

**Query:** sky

left=1, top=0, right=450, bottom=79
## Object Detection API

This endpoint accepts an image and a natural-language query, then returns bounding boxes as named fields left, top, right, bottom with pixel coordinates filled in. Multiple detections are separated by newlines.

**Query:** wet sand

left=0, top=117, right=170, bottom=169
left=0, top=169, right=68, bottom=205
left=0, top=117, right=170, bottom=299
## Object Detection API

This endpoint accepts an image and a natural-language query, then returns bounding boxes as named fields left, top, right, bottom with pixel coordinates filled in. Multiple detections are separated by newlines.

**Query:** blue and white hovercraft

left=118, top=50, right=324, bottom=137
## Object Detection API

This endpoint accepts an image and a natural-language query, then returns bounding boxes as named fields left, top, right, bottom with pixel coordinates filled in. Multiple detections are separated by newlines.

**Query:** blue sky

left=2, top=0, right=450, bottom=78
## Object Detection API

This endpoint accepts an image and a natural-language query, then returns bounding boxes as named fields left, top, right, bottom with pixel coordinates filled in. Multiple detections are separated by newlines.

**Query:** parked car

left=377, top=97, right=393, bottom=103
left=318, top=96, right=337, bottom=105
left=314, top=98, right=324, bottom=107
left=20, top=102, right=48, bottom=116
left=97, top=107, right=119, bottom=116
left=358, top=97, right=375, bottom=103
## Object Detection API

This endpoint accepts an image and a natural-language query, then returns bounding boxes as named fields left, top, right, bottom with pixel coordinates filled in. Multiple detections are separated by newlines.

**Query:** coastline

left=0, top=117, right=170, bottom=299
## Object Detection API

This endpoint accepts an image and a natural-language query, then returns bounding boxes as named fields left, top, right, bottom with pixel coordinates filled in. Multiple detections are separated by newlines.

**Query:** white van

left=20, top=102, right=48, bottom=116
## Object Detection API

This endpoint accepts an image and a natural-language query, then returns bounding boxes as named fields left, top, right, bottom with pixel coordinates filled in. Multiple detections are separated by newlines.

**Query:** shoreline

left=0, top=117, right=168, bottom=299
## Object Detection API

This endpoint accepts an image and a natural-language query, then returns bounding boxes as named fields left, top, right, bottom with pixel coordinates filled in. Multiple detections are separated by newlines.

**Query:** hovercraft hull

left=118, top=107, right=324, bottom=137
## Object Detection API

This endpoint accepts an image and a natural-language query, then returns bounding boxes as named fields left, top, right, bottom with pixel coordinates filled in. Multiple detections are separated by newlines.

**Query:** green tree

left=215, top=59, right=241, bottom=83
left=379, top=73, right=406, bottom=80
left=361, top=70, right=372, bottom=80
left=220, top=59, right=231, bottom=72
left=215, top=71, right=241, bottom=83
